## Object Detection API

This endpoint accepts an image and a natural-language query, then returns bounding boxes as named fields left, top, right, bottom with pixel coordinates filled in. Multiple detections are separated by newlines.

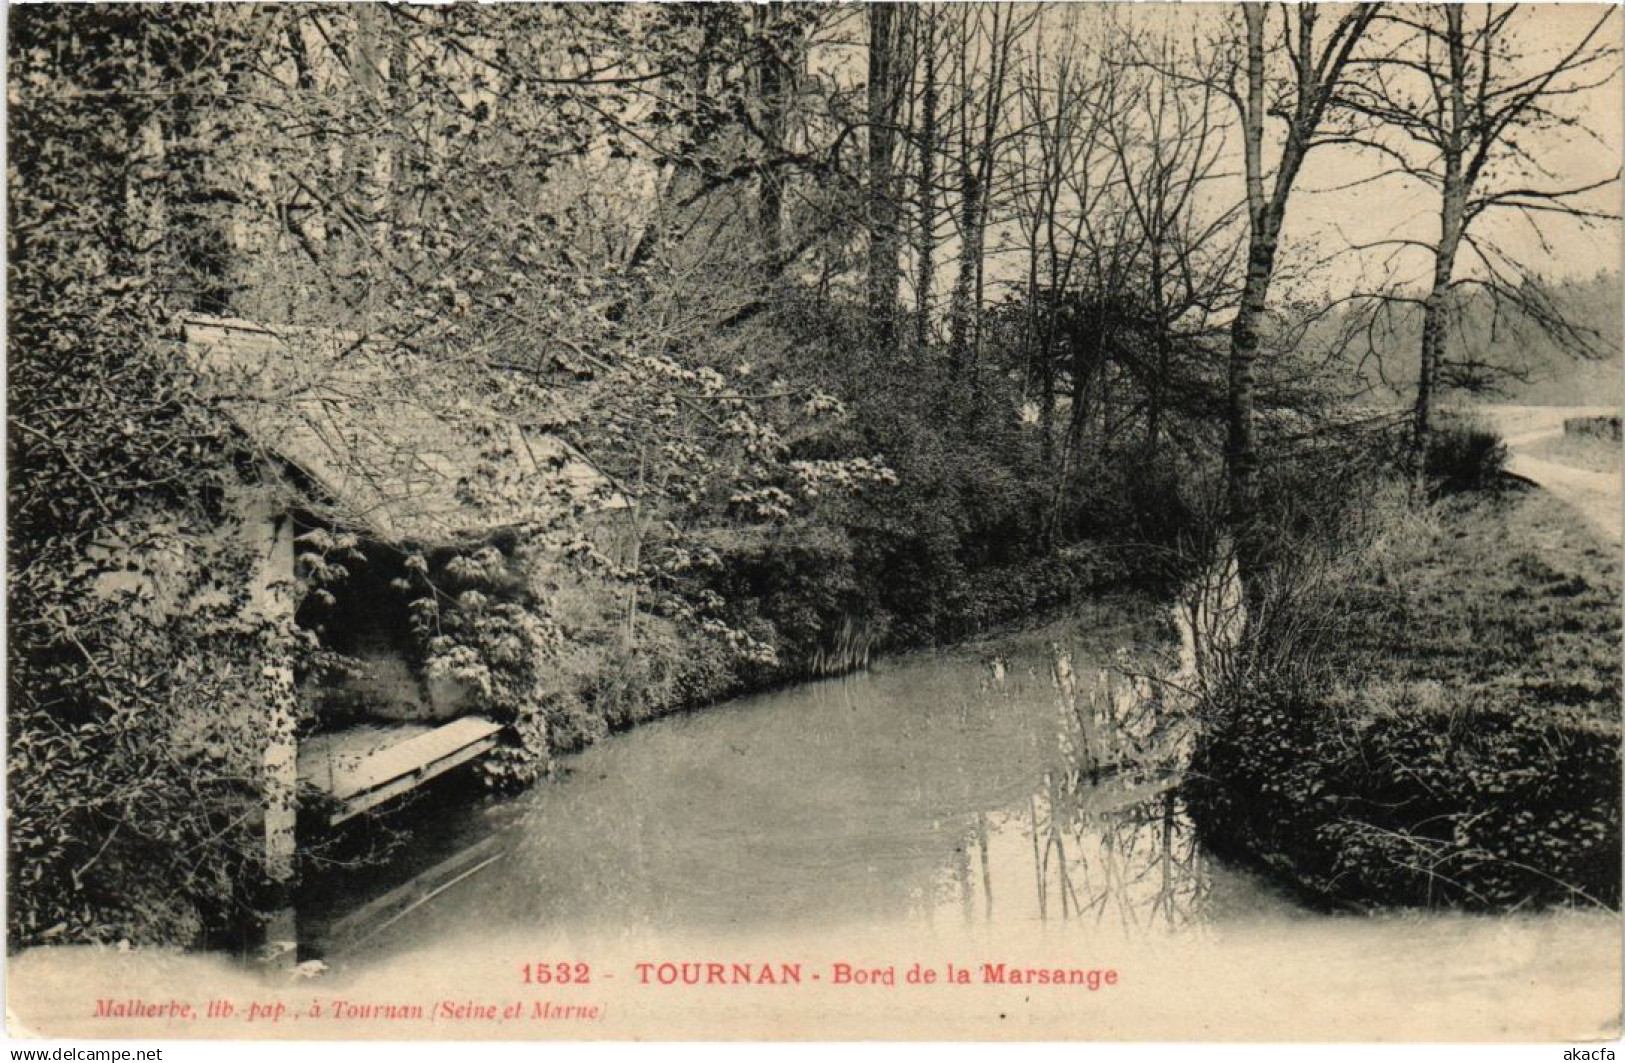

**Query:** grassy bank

left=1186, top=479, right=1622, bottom=910
left=1342, top=481, right=1619, bottom=722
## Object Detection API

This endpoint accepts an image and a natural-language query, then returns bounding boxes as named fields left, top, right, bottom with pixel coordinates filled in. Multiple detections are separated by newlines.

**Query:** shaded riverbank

left=297, top=596, right=1216, bottom=958
left=1186, top=478, right=1622, bottom=911
left=12, top=580, right=1619, bottom=1039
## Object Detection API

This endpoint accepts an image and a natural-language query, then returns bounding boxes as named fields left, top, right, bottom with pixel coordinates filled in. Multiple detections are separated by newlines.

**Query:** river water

left=10, top=601, right=1618, bottom=1040
left=280, top=602, right=1618, bottom=1040
left=308, top=603, right=1252, bottom=954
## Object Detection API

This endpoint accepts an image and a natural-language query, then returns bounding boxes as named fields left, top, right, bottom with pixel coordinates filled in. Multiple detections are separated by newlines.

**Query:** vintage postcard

left=6, top=1, right=1622, bottom=1044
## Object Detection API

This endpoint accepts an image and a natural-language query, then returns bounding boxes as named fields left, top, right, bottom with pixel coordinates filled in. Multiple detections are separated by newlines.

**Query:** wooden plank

left=298, top=722, right=434, bottom=793
left=299, top=716, right=504, bottom=825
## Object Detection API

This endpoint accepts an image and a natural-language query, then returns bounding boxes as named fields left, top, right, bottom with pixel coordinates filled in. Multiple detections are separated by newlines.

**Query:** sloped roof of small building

left=184, top=315, right=626, bottom=544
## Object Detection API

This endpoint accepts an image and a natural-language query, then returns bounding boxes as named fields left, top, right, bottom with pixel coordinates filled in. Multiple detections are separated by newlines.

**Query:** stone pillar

left=244, top=494, right=299, bottom=967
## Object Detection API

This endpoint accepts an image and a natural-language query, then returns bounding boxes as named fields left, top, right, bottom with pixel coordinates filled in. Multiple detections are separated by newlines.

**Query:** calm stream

left=306, top=604, right=1276, bottom=956
left=13, top=600, right=1617, bottom=1040
left=300, top=594, right=1614, bottom=1021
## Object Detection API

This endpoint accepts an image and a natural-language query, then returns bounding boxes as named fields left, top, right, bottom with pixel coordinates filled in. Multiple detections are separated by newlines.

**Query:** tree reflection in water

left=320, top=616, right=1230, bottom=956
left=934, top=638, right=1213, bottom=933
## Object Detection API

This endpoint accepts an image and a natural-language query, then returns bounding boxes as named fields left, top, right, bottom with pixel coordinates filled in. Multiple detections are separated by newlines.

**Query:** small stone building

left=182, top=314, right=630, bottom=951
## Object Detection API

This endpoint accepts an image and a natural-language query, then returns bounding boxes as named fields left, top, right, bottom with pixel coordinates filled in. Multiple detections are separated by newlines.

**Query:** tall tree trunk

left=1064, top=329, right=1089, bottom=465
left=948, top=163, right=982, bottom=378
left=1147, top=245, right=1169, bottom=458
left=1227, top=5, right=1270, bottom=551
left=755, top=5, right=785, bottom=262
left=1415, top=218, right=1464, bottom=489
left=1037, top=328, right=1055, bottom=464
left=350, top=4, right=387, bottom=243
left=948, top=5, right=1013, bottom=381
left=389, top=22, right=416, bottom=234
left=913, top=12, right=938, bottom=349
left=1413, top=4, right=1469, bottom=489
left=125, top=108, right=168, bottom=269
left=867, top=3, right=900, bottom=350
left=1225, top=4, right=1373, bottom=591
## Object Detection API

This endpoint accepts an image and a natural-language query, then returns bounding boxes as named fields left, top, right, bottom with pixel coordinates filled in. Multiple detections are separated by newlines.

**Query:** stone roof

left=183, top=315, right=626, bottom=544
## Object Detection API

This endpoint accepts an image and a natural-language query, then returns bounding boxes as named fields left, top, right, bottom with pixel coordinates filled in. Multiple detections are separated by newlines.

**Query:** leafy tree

left=8, top=4, right=302, bottom=946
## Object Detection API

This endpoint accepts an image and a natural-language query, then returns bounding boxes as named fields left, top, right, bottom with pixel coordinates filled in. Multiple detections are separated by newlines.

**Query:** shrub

left=6, top=7, right=321, bottom=947
left=1182, top=462, right=1620, bottom=912
left=1426, top=414, right=1507, bottom=494
left=8, top=501, right=315, bottom=947
left=1186, top=678, right=1620, bottom=910
left=1563, top=415, right=1621, bottom=442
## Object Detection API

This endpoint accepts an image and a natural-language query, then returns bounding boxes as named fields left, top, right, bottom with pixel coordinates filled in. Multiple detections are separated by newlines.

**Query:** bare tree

left=945, top=3, right=1039, bottom=380
left=1218, top=5, right=1378, bottom=576
left=909, top=5, right=944, bottom=349
left=1103, top=39, right=1240, bottom=458
left=1007, top=8, right=1114, bottom=466
left=867, top=2, right=904, bottom=348
left=1336, top=4, right=1620, bottom=478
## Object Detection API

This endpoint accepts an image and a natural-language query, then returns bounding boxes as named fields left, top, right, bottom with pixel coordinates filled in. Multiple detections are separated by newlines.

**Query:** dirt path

left=1478, top=405, right=1621, bottom=545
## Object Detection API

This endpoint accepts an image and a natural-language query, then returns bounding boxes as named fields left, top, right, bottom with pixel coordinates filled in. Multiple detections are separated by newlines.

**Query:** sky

left=933, top=3, right=1623, bottom=310
left=1286, top=4, right=1622, bottom=295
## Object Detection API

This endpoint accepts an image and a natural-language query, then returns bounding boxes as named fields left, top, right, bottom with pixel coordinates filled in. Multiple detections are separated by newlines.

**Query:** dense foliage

left=9, top=4, right=1617, bottom=947
left=6, top=4, right=1182, bottom=946
left=1185, top=480, right=1622, bottom=911
left=1189, top=678, right=1619, bottom=909
left=1424, top=414, right=1509, bottom=495
left=7, top=8, right=311, bottom=944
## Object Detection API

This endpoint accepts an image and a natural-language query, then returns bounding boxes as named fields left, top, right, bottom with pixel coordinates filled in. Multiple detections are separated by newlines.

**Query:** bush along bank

left=1186, top=677, right=1620, bottom=909
left=385, top=452, right=1165, bottom=782
left=523, top=528, right=1138, bottom=762
left=1183, top=465, right=1622, bottom=912
left=484, top=392, right=1198, bottom=768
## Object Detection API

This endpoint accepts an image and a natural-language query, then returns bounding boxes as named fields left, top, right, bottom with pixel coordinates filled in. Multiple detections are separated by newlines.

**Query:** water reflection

left=311, top=612, right=1261, bottom=963
left=916, top=636, right=1213, bottom=936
